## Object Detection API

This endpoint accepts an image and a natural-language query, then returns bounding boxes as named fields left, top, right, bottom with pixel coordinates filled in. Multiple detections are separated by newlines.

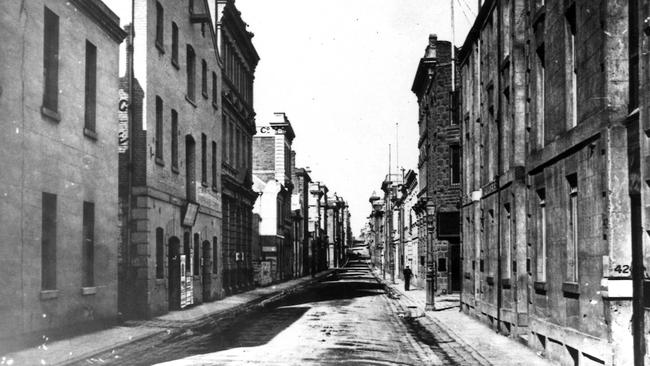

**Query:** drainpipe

left=496, top=0, right=503, bottom=334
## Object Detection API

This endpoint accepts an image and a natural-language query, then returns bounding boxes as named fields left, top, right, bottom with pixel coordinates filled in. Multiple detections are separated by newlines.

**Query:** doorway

left=202, top=240, right=212, bottom=302
left=168, top=237, right=181, bottom=310
left=449, top=239, right=461, bottom=292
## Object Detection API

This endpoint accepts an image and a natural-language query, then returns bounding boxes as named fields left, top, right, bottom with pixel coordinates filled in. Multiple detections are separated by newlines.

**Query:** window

left=537, top=189, right=547, bottom=282
left=438, top=258, right=447, bottom=272
left=84, top=41, right=97, bottom=135
left=42, top=192, right=57, bottom=290
left=420, top=256, right=425, bottom=266
left=193, top=233, right=200, bottom=276
left=536, top=43, right=545, bottom=146
left=212, top=141, right=217, bottom=189
left=222, top=119, right=227, bottom=162
left=156, top=228, right=164, bottom=279
left=171, top=22, right=179, bottom=67
left=504, top=203, right=512, bottom=278
left=185, top=135, right=196, bottom=201
left=42, top=7, right=60, bottom=116
left=630, top=0, right=639, bottom=111
left=212, top=71, right=218, bottom=106
left=201, top=59, right=208, bottom=98
left=186, top=45, right=195, bottom=101
left=155, top=2, right=164, bottom=51
left=567, top=174, right=578, bottom=282
left=450, top=145, right=460, bottom=184
left=171, top=109, right=178, bottom=171
left=82, top=201, right=95, bottom=287
left=155, top=96, right=163, bottom=163
left=450, top=90, right=460, bottom=125
left=212, top=237, right=218, bottom=274
left=201, top=133, right=207, bottom=185
left=565, top=3, right=577, bottom=128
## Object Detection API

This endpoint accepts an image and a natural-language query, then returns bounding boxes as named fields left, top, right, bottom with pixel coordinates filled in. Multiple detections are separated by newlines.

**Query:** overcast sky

left=104, top=0, right=476, bottom=235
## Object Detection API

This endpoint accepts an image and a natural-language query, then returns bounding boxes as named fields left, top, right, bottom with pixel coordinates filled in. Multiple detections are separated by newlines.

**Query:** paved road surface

left=77, top=260, right=484, bottom=365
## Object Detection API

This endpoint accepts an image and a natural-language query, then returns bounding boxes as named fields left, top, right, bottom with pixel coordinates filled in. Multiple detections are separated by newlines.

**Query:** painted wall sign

left=118, top=89, right=129, bottom=153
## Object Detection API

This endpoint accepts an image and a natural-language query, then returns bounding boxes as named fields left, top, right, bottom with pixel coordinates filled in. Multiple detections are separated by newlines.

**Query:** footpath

left=2, top=270, right=335, bottom=366
left=373, top=267, right=558, bottom=366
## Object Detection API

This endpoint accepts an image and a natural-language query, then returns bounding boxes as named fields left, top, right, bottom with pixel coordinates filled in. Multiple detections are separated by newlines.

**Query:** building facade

left=460, top=1, right=648, bottom=365
left=292, top=164, right=312, bottom=277
left=214, top=0, right=259, bottom=295
left=411, top=34, right=462, bottom=296
left=309, top=182, right=329, bottom=272
left=119, top=0, right=223, bottom=319
left=0, top=0, right=126, bottom=348
left=252, top=113, right=295, bottom=282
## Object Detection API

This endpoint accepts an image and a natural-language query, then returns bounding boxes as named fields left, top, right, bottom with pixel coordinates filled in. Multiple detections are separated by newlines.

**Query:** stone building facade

left=292, top=164, right=312, bottom=277
left=214, top=0, right=259, bottom=295
left=309, top=182, right=329, bottom=272
left=252, top=113, right=295, bottom=282
left=459, top=0, right=648, bottom=364
left=0, top=0, right=126, bottom=348
left=119, top=0, right=223, bottom=319
left=411, top=35, right=462, bottom=295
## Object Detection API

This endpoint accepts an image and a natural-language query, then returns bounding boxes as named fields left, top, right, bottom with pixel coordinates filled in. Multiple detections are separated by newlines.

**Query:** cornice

left=69, top=0, right=127, bottom=43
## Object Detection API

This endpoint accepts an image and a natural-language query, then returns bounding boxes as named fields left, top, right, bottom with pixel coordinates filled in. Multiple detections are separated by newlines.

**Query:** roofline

left=71, top=0, right=127, bottom=43
left=458, top=0, right=496, bottom=66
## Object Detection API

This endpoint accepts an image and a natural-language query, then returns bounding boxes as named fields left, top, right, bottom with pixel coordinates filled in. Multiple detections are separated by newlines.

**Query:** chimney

left=424, top=33, right=437, bottom=59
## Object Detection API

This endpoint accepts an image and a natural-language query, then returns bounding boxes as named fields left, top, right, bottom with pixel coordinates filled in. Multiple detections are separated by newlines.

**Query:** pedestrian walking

left=403, top=266, right=413, bottom=291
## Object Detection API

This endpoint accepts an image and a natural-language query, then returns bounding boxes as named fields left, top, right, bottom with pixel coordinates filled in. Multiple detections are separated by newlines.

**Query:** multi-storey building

left=0, top=0, right=126, bottom=348
left=411, top=34, right=462, bottom=296
left=252, top=112, right=295, bottom=281
left=398, top=170, right=421, bottom=286
left=292, top=163, right=312, bottom=277
left=309, top=182, right=329, bottom=272
left=380, top=174, right=403, bottom=282
left=119, top=0, right=223, bottom=318
left=368, top=191, right=385, bottom=273
left=459, top=1, right=648, bottom=364
left=214, top=0, right=259, bottom=294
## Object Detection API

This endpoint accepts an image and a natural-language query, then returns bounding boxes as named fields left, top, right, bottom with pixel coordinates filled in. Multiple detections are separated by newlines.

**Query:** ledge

left=185, top=95, right=197, bottom=107
left=83, top=128, right=97, bottom=140
left=40, top=290, right=59, bottom=300
left=534, top=281, right=547, bottom=293
left=212, top=101, right=219, bottom=110
left=155, top=41, right=165, bottom=54
left=41, top=106, right=61, bottom=122
left=155, top=157, right=165, bottom=167
left=81, top=286, right=97, bottom=296
left=172, top=165, right=179, bottom=174
left=562, top=281, right=580, bottom=296
left=202, top=91, right=209, bottom=100
left=171, top=58, right=179, bottom=70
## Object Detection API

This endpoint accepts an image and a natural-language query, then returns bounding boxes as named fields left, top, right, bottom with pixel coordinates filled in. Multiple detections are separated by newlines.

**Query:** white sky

left=104, top=0, right=477, bottom=236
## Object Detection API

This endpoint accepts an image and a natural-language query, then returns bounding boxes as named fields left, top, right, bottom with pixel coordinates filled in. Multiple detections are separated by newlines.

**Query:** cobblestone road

left=76, top=261, right=485, bottom=365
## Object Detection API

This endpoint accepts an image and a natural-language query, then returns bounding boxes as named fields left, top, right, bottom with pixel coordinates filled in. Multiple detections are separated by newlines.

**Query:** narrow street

left=76, top=260, right=483, bottom=366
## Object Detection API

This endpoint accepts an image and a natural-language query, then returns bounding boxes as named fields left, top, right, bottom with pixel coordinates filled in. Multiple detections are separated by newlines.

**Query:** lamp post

left=425, top=203, right=436, bottom=311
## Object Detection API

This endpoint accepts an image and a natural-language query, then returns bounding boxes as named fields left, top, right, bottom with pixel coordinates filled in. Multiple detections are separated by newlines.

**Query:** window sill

left=212, top=101, right=219, bottom=110
left=202, top=91, right=209, bottom=100
left=185, top=95, right=197, bottom=108
left=83, top=128, right=97, bottom=140
left=534, top=281, right=548, bottom=294
left=40, top=289, right=59, bottom=300
left=171, top=58, right=179, bottom=70
left=155, top=157, right=165, bottom=166
left=81, top=287, right=97, bottom=296
left=172, top=165, right=179, bottom=174
left=155, top=41, right=165, bottom=54
left=212, top=185, right=218, bottom=192
left=41, top=106, right=61, bottom=122
left=562, top=281, right=580, bottom=296
left=201, top=181, right=208, bottom=188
